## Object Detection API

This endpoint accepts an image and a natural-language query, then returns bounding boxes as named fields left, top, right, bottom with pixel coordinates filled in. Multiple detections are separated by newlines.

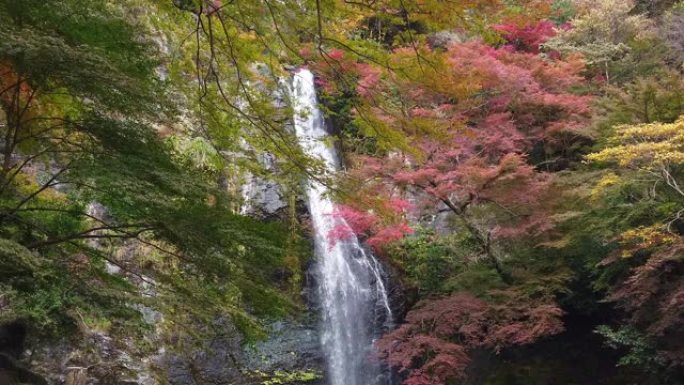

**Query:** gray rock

left=242, top=320, right=323, bottom=375
left=428, top=31, right=465, bottom=49
left=160, top=319, right=245, bottom=385
left=26, top=331, right=153, bottom=385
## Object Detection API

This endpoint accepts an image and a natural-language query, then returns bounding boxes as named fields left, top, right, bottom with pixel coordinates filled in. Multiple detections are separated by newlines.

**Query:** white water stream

left=291, top=69, right=394, bottom=385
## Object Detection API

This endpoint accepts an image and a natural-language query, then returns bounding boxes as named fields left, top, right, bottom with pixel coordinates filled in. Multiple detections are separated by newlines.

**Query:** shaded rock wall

left=241, top=320, right=324, bottom=385
left=25, top=331, right=157, bottom=385
left=0, top=321, right=47, bottom=385
left=161, top=319, right=245, bottom=385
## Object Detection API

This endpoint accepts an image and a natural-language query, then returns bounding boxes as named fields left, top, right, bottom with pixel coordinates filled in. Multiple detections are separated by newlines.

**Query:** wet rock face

left=27, top=331, right=156, bottom=385
left=242, top=176, right=289, bottom=220
left=161, top=319, right=245, bottom=385
left=241, top=260, right=325, bottom=385
left=241, top=320, right=325, bottom=385
left=380, top=259, right=410, bottom=325
left=0, top=321, right=48, bottom=385
left=240, top=170, right=310, bottom=223
left=164, top=345, right=243, bottom=385
left=22, top=318, right=247, bottom=385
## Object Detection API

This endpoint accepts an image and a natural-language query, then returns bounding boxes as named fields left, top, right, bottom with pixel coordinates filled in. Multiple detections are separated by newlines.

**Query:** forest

left=0, top=0, right=682, bottom=385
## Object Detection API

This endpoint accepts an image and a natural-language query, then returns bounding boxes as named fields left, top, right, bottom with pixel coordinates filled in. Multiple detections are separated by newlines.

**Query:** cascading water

left=291, top=69, right=394, bottom=385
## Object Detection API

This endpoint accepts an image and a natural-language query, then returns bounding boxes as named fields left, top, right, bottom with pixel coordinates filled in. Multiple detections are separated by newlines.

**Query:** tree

left=594, top=72, right=684, bottom=131
left=660, top=3, right=684, bottom=68
left=585, top=117, right=684, bottom=374
left=332, top=39, right=591, bottom=278
left=544, top=0, right=667, bottom=84
left=494, top=19, right=559, bottom=54
left=0, top=0, right=290, bottom=338
left=377, top=292, right=564, bottom=385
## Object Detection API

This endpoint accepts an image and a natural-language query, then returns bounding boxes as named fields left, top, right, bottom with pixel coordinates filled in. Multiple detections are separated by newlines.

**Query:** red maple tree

left=332, top=39, right=591, bottom=278
left=377, top=292, right=564, bottom=385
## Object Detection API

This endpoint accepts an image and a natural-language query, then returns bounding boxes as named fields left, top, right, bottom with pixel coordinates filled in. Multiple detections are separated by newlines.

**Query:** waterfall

left=291, top=69, right=394, bottom=385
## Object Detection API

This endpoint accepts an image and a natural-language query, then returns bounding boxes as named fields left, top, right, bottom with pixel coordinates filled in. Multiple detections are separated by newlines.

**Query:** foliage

left=550, top=0, right=576, bottom=24
left=0, top=0, right=292, bottom=341
left=377, top=292, right=564, bottom=385
left=660, top=3, right=684, bottom=68
left=330, top=36, right=592, bottom=287
left=310, top=10, right=597, bottom=383
left=587, top=117, right=684, bottom=169
left=495, top=20, right=559, bottom=53
left=250, top=369, right=322, bottom=385
left=583, top=117, right=684, bottom=372
left=593, top=72, right=684, bottom=133
left=384, top=227, right=470, bottom=294
left=545, top=0, right=669, bottom=83
left=596, top=325, right=663, bottom=368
